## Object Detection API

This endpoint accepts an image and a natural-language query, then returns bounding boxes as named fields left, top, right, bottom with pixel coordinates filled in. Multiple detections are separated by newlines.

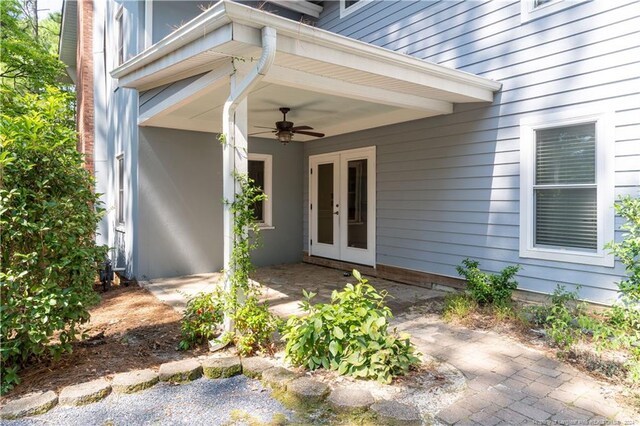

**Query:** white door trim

left=309, top=146, right=376, bottom=266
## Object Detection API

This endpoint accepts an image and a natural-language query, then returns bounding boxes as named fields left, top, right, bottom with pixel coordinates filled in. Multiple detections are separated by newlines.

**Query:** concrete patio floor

left=141, top=263, right=636, bottom=425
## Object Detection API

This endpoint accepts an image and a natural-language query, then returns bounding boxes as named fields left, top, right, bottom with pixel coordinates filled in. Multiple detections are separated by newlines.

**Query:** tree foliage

left=0, top=1, right=105, bottom=394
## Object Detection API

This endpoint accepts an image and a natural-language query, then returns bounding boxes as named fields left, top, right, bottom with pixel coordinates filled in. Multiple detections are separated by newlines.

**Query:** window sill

left=257, top=225, right=275, bottom=231
left=519, top=247, right=614, bottom=268
left=116, top=225, right=126, bottom=233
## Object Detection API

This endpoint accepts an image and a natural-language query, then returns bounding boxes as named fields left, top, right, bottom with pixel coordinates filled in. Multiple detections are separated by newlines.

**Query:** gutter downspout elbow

left=219, top=27, right=276, bottom=342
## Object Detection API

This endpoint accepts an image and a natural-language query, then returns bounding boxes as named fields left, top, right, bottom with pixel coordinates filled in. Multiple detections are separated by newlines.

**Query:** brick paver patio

left=143, top=263, right=637, bottom=425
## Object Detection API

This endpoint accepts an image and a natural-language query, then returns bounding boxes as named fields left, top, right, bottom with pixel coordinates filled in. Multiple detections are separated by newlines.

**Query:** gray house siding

left=137, top=124, right=304, bottom=279
left=307, top=0, right=640, bottom=303
left=249, top=138, right=305, bottom=267
left=138, top=127, right=223, bottom=280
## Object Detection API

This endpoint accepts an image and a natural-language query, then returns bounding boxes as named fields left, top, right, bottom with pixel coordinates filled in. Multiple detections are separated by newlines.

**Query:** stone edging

left=0, top=355, right=431, bottom=425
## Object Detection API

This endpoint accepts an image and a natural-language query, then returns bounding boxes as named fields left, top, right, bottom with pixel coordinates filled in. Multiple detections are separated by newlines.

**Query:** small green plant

left=179, top=289, right=225, bottom=350
left=443, top=293, right=478, bottom=321
left=455, top=259, right=521, bottom=306
left=544, top=285, right=586, bottom=349
left=283, top=270, right=420, bottom=384
left=230, top=296, right=281, bottom=356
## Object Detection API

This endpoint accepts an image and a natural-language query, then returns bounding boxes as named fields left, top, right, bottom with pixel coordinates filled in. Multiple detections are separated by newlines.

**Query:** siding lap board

left=311, top=0, right=640, bottom=303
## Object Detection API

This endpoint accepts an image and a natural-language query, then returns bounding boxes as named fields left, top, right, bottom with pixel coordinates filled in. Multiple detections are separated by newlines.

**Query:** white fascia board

left=117, top=24, right=234, bottom=88
left=263, top=65, right=453, bottom=114
left=111, top=2, right=231, bottom=79
left=267, top=1, right=323, bottom=18
left=138, top=65, right=233, bottom=125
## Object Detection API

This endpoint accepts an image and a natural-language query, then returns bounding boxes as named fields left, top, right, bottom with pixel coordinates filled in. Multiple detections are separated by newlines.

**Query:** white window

left=115, top=5, right=124, bottom=66
left=340, top=0, right=371, bottom=18
left=117, top=154, right=125, bottom=225
left=520, top=110, right=615, bottom=267
left=521, top=0, right=587, bottom=23
left=248, top=153, right=273, bottom=228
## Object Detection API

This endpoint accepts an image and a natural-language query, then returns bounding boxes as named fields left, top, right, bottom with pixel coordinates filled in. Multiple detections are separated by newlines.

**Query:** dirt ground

left=2, top=284, right=206, bottom=401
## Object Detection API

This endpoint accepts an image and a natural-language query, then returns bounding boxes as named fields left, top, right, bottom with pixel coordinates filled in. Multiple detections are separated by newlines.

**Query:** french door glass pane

left=535, top=188, right=597, bottom=250
left=347, top=159, right=367, bottom=249
left=317, top=163, right=334, bottom=245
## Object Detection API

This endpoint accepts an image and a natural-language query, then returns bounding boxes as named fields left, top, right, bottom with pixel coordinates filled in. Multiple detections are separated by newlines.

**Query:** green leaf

left=333, top=326, right=344, bottom=339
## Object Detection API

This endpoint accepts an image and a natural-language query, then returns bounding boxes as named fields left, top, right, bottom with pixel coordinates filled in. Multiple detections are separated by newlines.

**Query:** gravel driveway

left=3, top=375, right=291, bottom=425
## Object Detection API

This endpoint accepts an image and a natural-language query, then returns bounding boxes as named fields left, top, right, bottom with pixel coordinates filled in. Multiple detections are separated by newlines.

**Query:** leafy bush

left=606, top=195, right=640, bottom=303
left=178, top=290, right=225, bottom=350
left=283, top=270, right=420, bottom=384
left=455, top=259, right=521, bottom=306
left=230, top=296, right=281, bottom=356
left=0, top=88, right=106, bottom=394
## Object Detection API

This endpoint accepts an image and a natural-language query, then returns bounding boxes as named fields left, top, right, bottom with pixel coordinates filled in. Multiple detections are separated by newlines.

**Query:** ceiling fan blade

left=253, top=125, right=277, bottom=130
left=290, top=125, right=313, bottom=131
left=293, top=130, right=325, bottom=138
left=249, top=131, right=276, bottom=136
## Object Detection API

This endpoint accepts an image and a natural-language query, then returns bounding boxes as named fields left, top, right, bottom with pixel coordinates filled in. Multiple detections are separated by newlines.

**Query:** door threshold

left=302, top=253, right=377, bottom=277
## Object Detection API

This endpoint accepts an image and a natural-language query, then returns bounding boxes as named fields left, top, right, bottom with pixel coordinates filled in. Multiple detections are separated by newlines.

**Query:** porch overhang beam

left=263, top=65, right=453, bottom=115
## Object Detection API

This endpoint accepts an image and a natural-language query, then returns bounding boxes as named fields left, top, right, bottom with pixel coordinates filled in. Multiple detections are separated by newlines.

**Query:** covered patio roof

left=112, top=1, right=501, bottom=140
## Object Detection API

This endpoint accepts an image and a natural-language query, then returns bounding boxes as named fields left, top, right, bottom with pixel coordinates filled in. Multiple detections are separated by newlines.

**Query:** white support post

left=222, top=70, right=248, bottom=332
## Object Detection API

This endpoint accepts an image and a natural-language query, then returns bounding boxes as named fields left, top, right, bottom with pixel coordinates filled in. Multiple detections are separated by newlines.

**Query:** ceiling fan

left=251, top=107, right=325, bottom=144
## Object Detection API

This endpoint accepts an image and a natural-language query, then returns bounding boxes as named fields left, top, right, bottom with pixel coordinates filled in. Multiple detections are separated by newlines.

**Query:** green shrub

left=178, top=290, right=225, bottom=350
left=455, top=259, right=521, bottom=306
left=606, top=195, right=640, bottom=303
left=0, top=88, right=106, bottom=394
left=283, top=270, right=420, bottom=384
left=229, top=296, right=281, bottom=356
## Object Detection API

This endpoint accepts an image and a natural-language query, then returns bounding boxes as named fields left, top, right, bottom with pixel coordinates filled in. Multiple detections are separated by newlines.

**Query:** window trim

left=520, top=0, right=587, bottom=23
left=519, top=109, right=615, bottom=267
left=144, top=0, right=153, bottom=49
left=248, top=153, right=273, bottom=229
left=116, top=153, right=125, bottom=226
left=340, top=0, right=372, bottom=19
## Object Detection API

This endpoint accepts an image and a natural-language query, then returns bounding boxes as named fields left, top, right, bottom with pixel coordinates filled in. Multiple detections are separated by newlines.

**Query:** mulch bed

left=2, top=284, right=206, bottom=401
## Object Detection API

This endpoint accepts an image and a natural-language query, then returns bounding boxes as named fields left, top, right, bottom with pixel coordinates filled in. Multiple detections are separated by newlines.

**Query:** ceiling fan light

left=276, top=130, right=293, bottom=144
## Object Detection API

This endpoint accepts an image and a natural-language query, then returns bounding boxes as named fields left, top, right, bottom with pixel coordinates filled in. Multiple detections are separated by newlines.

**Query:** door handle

left=333, top=211, right=339, bottom=215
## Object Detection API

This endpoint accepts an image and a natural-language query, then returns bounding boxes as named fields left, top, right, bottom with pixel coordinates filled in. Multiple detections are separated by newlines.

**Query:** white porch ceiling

left=113, top=1, right=501, bottom=142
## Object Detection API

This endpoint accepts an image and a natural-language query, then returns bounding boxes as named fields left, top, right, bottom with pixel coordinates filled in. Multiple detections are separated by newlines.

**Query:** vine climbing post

left=222, top=67, right=249, bottom=333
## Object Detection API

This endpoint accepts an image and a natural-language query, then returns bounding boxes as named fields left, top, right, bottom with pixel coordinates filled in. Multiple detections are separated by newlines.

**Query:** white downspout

left=220, top=26, right=276, bottom=339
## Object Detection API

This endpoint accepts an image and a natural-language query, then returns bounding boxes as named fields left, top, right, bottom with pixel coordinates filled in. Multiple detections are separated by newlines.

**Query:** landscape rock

left=371, top=400, right=422, bottom=425
left=261, top=367, right=300, bottom=391
left=111, top=369, right=159, bottom=394
left=286, top=377, right=330, bottom=404
left=0, top=391, right=58, bottom=419
left=241, top=357, right=274, bottom=379
left=328, top=387, right=374, bottom=413
left=59, top=378, right=111, bottom=406
left=202, top=356, right=242, bottom=379
left=158, top=358, right=202, bottom=383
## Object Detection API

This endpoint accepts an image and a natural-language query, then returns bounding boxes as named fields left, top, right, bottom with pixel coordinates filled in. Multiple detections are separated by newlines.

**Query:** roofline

left=111, top=0, right=501, bottom=93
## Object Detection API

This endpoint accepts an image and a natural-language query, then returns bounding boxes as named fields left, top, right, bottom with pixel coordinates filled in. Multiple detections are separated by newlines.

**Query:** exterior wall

left=136, top=128, right=303, bottom=280
left=151, top=1, right=203, bottom=44
left=308, top=0, right=640, bottom=303
left=138, top=127, right=223, bottom=280
left=249, top=138, right=304, bottom=267
left=91, top=0, right=143, bottom=278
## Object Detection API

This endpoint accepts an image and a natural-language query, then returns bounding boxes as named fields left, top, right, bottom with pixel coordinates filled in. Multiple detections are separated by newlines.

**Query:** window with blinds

left=534, top=123, right=597, bottom=251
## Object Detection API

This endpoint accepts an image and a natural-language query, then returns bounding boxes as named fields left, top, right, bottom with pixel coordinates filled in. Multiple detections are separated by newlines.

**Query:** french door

left=309, top=146, right=376, bottom=266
